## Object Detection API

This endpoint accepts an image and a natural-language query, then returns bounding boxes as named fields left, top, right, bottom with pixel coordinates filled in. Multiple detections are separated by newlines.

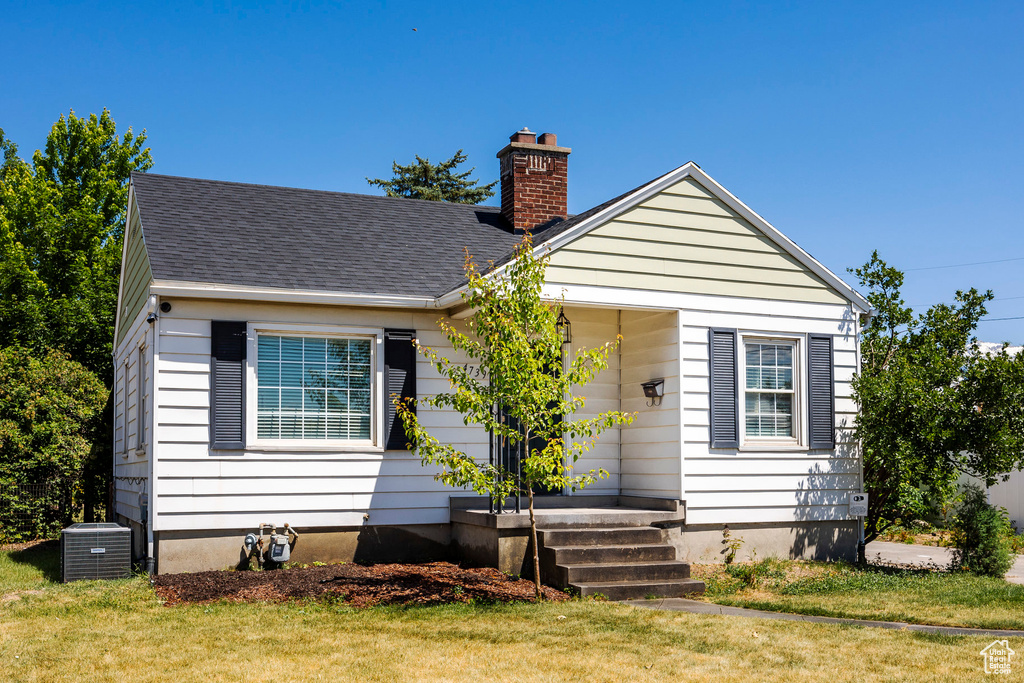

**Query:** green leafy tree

left=0, top=347, right=107, bottom=541
left=367, top=149, right=496, bottom=204
left=396, top=235, right=636, bottom=599
left=0, top=109, right=153, bottom=383
left=851, top=252, right=1024, bottom=542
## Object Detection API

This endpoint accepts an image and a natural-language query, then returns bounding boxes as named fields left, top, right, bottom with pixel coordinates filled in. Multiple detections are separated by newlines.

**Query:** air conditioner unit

left=61, top=523, right=132, bottom=582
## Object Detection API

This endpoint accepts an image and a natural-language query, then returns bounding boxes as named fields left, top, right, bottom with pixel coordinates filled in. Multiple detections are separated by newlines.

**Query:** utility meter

left=269, top=534, right=290, bottom=563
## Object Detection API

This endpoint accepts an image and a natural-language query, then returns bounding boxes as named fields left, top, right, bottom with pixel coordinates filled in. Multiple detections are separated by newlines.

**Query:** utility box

left=61, top=523, right=131, bottom=582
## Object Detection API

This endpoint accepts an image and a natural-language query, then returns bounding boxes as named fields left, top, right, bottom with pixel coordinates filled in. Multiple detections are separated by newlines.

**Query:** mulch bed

left=153, top=561, right=569, bottom=607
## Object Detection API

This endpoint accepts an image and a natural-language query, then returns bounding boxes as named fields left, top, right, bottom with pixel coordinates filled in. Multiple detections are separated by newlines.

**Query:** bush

left=0, top=346, right=106, bottom=541
left=948, top=484, right=1013, bottom=578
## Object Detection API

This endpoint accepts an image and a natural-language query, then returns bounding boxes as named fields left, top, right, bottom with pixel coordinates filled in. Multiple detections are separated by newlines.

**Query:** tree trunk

left=527, top=488, right=543, bottom=601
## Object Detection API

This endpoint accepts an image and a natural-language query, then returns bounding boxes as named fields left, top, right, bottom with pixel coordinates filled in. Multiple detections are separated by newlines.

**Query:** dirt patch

left=1, top=590, right=44, bottom=604
left=153, top=562, right=570, bottom=607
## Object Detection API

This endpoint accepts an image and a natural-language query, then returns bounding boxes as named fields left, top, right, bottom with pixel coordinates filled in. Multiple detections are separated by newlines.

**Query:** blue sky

left=3, top=1, right=1023, bottom=342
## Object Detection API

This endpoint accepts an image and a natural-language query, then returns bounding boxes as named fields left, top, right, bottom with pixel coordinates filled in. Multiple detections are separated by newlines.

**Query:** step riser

left=544, top=545, right=677, bottom=565
left=574, top=580, right=706, bottom=601
left=563, top=563, right=691, bottom=584
left=539, top=528, right=668, bottom=547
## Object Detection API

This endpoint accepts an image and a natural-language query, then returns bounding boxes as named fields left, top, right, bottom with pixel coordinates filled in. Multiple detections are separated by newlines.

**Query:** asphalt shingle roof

left=132, top=173, right=527, bottom=298
left=131, top=172, right=663, bottom=299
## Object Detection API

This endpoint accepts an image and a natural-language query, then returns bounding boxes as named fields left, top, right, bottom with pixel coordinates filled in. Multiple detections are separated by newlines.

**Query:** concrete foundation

left=154, top=524, right=451, bottom=574
left=674, top=520, right=859, bottom=564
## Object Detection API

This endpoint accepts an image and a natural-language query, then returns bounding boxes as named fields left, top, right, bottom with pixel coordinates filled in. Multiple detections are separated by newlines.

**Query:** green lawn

left=696, top=558, right=1024, bottom=631
left=0, top=544, right=1011, bottom=682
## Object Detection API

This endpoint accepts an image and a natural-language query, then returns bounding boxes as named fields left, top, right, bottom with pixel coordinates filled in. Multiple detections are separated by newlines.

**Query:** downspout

left=854, top=303, right=866, bottom=564
left=144, top=295, right=158, bottom=575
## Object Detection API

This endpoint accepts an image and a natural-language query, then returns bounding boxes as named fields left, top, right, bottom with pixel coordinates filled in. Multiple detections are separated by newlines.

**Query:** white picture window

left=743, top=340, right=797, bottom=440
left=255, top=333, right=374, bottom=442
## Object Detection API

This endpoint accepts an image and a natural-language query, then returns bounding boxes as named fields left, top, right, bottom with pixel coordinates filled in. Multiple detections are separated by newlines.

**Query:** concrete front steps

left=538, top=525, right=705, bottom=600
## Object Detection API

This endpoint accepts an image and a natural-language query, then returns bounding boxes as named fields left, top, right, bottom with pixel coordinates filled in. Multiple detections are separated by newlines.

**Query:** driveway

left=866, top=540, right=1024, bottom=584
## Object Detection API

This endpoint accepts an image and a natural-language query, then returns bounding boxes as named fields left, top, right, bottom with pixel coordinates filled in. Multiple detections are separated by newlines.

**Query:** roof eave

left=150, top=280, right=441, bottom=309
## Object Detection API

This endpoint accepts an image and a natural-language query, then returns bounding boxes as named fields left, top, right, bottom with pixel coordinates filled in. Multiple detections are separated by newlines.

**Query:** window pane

left=778, top=368, right=793, bottom=390
left=258, top=388, right=278, bottom=411
left=304, top=364, right=326, bottom=388
left=258, top=335, right=280, bottom=361
left=257, top=334, right=373, bottom=441
left=745, top=367, right=760, bottom=389
left=281, top=388, right=303, bottom=412
left=281, top=362, right=303, bottom=387
left=327, top=339, right=348, bottom=362
left=304, top=336, right=326, bottom=359
left=280, top=413, right=302, bottom=439
left=281, top=337, right=304, bottom=363
left=746, top=345, right=760, bottom=367
left=745, top=415, right=760, bottom=437
left=745, top=391, right=794, bottom=438
left=258, top=412, right=278, bottom=439
left=777, top=345, right=793, bottom=367
left=258, top=362, right=279, bottom=387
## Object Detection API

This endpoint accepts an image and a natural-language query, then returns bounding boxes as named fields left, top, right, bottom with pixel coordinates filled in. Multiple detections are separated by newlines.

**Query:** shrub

left=0, top=346, right=106, bottom=541
left=948, top=484, right=1013, bottom=578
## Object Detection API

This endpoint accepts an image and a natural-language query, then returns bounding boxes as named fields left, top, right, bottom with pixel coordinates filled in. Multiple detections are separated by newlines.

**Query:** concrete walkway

left=866, top=540, right=1024, bottom=585
left=622, top=598, right=1024, bottom=638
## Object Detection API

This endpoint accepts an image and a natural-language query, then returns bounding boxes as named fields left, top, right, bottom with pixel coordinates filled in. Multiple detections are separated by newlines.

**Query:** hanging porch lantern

left=556, top=308, right=572, bottom=346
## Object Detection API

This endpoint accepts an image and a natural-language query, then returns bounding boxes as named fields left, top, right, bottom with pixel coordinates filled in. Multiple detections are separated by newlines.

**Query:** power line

left=909, top=295, right=1024, bottom=307
left=979, top=316, right=1024, bottom=322
left=906, top=256, right=1024, bottom=271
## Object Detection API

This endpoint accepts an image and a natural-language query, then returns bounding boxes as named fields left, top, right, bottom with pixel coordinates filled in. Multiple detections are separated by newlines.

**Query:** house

left=113, top=128, right=870, bottom=585
left=976, top=343, right=1024, bottom=532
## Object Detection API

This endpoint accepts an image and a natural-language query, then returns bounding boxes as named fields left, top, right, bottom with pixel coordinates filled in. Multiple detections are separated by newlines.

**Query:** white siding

left=619, top=310, right=681, bottom=499
left=563, top=306, right=620, bottom=494
left=113, top=306, right=152, bottom=525
left=152, top=299, right=485, bottom=532
left=678, top=295, right=860, bottom=524
left=546, top=178, right=848, bottom=305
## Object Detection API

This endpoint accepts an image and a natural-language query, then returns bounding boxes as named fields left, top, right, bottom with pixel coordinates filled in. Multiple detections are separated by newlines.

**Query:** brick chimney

left=497, top=127, right=571, bottom=232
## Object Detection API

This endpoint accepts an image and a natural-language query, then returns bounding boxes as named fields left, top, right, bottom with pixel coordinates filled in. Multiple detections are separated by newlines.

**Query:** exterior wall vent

left=61, top=523, right=132, bottom=583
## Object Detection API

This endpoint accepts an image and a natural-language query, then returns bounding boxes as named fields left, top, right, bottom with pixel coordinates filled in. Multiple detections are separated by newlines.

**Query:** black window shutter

left=384, top=329, right=417, bottom=450
left=708, top=328, right=739, bottom=448
left=210, top=321, right=247, bottom=450
left=807, top=334, right=835, bottom=449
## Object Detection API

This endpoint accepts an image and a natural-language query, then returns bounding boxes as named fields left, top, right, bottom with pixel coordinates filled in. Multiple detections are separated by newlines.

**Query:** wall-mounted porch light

left=641, top=378, right=665, bottom=407
left=556, top=308, right=572, bottom=346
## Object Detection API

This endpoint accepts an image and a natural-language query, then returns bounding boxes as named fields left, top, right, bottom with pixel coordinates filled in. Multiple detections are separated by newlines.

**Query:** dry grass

left=0, top=545, right=1010, bottom=682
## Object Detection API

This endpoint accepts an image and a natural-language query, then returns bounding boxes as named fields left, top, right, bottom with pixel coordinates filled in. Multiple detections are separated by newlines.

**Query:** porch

left=450, top=495, right=704, bottom=600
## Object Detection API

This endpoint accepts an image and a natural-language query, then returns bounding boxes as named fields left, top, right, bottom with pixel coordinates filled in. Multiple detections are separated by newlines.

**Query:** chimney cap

left=496, top=128, right=571, bottom=158
left=509, top=127, right=537, bottom=144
